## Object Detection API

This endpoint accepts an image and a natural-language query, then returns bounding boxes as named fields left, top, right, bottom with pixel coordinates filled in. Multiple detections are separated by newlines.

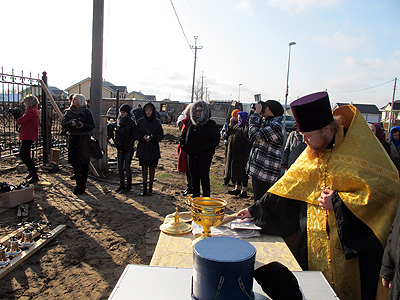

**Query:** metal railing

left=0, top=68, right=69, bottom=165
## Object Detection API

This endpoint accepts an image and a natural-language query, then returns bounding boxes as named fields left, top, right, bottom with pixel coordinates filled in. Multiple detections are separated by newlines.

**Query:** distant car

left=283, top=115, right=296, bottom=132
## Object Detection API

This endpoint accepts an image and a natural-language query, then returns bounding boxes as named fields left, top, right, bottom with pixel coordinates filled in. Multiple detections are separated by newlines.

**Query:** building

left=333, top=102, right=381, bottom=123
left=381, top=100, right=400, bottom=130
left=65, top=78, right=128, bottom=100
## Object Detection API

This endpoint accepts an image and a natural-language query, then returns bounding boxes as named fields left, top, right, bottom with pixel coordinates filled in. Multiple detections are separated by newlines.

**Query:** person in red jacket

left=16, top=94, right=40, bottom=184
left=177, top=104, right=193, bottom=196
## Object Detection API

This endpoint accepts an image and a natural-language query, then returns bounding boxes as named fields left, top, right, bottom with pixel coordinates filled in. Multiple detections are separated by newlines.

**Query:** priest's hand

left=318, top=188, right=334, bottom=211
left=237, top=208, right=252, bottom=219
left=382, top=277, right=391, bottom=288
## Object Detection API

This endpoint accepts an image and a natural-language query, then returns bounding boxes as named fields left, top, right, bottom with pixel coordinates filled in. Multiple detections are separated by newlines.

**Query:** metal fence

left=0, top=68, right=69, bottom=165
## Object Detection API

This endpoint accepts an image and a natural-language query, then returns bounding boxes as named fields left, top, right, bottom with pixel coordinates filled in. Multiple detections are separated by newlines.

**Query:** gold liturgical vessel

left=190, top=197, right=226, bottom=245
left=160, top=207, right=192, bottom=235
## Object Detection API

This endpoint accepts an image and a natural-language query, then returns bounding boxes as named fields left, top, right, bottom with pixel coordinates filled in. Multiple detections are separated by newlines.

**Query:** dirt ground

left=0, top=124, right=253, bottom=299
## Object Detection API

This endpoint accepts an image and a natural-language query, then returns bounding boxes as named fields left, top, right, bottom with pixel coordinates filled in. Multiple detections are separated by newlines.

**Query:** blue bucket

left=192, top=236, right=256, bottom=300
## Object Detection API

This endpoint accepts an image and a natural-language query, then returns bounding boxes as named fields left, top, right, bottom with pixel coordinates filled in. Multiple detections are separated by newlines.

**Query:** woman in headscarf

left=61, top=94, right=95, bottom=195
left=387, top=126, right=400, bottom=172
left=180, top=101, right=220, bottom=197
left=369, top=122, right=390, bottom=156
left=225, top=111, right=252, bottom=198
left=115, top=104, right=136, bottom=193
left=135, top=102, right=164, bottom=196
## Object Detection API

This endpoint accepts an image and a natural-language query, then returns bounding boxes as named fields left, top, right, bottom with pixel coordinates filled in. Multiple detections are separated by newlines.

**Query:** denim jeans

left=117, top=148, right=134, bottom=187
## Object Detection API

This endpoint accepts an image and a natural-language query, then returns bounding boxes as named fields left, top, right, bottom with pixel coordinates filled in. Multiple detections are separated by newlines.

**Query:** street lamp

left=238, top=83, right=242, bottom=102
left=283, top=42, right=296, bottom=128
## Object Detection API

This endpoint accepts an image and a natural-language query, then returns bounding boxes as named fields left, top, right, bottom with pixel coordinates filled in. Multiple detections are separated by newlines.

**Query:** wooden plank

left=0, top=225, right=66, bottom=280
left=39, top=80, right=99, bottom=177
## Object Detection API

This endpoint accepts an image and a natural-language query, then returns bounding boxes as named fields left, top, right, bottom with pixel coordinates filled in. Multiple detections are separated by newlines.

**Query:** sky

left=1, top=0, right=400, bottom=108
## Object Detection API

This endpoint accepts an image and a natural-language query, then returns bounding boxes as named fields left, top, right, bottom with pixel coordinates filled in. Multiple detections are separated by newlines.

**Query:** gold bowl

left=191, top=197, right=226, bottom=245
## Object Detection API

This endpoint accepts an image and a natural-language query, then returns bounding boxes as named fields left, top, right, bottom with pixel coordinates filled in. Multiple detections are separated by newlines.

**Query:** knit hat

left=254, top=261, right=302, bottom=300
left=119, top=104, right=131, bottom=114
left=265, top=100, right=284, bottom=117
left=232, top=109, right=240, bottom=117
left=290, top=91, right=333, bottom=133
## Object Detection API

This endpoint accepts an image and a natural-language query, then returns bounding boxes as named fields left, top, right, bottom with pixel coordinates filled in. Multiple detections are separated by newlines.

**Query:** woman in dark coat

left=135, top=102, right=164, bottom=196
left=177, top=104, right=192, bottom=196
left=115, top=104, right=136, bottom=193
left=180, top=101, right=220, bottom=197
left=225, top=111, right=252, bottom=198
left=16, top=95, right=40, bottom=184
left=61, top=94, right=95, bottom=195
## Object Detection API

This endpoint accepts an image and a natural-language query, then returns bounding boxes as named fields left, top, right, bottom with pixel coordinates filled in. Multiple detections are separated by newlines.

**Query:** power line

left=169, top=0, right=192, bottom=51
left=329, top=79, right=395, bottom=94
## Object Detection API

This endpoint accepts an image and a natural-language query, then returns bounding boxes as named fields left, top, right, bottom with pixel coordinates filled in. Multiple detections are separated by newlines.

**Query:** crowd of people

left=17, top=92, right=400, bottom=300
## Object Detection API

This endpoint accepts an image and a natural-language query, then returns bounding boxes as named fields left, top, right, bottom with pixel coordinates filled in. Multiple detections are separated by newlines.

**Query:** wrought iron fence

left=0, top=68, right=69, bottom=165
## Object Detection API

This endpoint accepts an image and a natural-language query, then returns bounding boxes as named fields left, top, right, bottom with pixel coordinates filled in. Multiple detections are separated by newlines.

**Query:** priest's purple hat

left=290, top=91, right=333, bottom=132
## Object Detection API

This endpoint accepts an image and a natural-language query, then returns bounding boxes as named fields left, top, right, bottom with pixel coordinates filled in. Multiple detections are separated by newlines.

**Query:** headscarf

left=231, top=109, right=240, bottom=118
left=390, top=126, right=400, bottom=147
left=190, top=101, right=210, bottom=126
left=370, top=122, right=385, bottom=142
left=237, top=111, right=248, bottom=127
left=142, top=102, right=157, bottom=121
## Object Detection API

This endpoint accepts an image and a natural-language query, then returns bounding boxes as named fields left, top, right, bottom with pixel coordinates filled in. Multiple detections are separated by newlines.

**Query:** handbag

left=90, top=135, right=103, bottom=159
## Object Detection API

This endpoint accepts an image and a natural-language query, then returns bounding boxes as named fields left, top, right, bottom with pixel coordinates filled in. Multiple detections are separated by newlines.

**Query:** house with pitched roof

left=333, top=102, right=381, bottom=123
left=381, top=100, right=400, bottom=129
left=126, top=90, right=156, bottom=102
left=65, top=78, right=128, bottom=100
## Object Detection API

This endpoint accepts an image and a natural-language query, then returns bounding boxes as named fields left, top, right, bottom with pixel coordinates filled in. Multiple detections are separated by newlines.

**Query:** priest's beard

left=305, top=135, right=332, bottom=160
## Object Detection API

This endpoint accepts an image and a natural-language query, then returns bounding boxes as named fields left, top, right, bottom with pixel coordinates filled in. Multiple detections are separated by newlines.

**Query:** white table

left=108, top=264, right=338, bottom=300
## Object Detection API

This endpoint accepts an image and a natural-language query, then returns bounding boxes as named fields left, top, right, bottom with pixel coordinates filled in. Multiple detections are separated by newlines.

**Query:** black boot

left=148, top=183, right=153, bottom=196
left=28, top=175, right=39, bottom=184
left=115, top=185, right=125, bottom=193
left=124, top=184, right=131, bottom=193
left=141, top=183, right=147, bottom=196
left=24, top=173, right=33, bottom=180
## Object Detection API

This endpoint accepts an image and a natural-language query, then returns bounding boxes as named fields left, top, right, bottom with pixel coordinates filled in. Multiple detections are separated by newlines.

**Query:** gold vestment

left=269, top=105, right=400, bottom=300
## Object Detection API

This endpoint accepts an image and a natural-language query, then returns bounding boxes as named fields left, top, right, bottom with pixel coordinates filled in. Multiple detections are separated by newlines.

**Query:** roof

left=334, top=103, right=380, bottom=114
left=65, top=78, right=127, bottom=94
left=48, top=86, right=66, bottom=96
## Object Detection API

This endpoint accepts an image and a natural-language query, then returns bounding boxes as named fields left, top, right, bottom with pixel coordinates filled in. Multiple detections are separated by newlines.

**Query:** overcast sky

left=1, top=0, right=399, bottom=107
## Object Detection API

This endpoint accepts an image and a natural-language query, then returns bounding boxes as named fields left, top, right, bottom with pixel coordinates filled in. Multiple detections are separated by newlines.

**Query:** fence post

left=41, top=71, right=50, bottom=163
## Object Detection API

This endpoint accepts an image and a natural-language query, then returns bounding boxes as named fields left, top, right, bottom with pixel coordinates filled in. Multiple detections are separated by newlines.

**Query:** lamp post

left=283, top=42, right=296, bottom=128
left=238, top=83, right=242, bottom=102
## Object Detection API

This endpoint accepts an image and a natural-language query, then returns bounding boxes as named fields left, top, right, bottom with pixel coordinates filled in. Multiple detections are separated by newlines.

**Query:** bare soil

left=0, top=124, right=253, bottom=299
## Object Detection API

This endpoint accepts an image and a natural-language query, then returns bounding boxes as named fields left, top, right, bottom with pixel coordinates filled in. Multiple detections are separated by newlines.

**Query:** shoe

left=27, top=176, right=39, bottom=184
left=115, top=186, right=125, bottom=193
left=239, top=191, right=248, bottom=198
left=227, top=189, right=241, bottom=196
left=148, top=185, right=153, bottom=196
left=124, top=186, right=131, bottom=193
left=23, top=174, right=33, bottom=180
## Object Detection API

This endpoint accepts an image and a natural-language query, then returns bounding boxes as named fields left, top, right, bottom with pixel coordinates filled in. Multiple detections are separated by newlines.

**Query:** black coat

left=225, top=124, right=252, bottom=182
left=135, top=103, right=164, bottom=160
left=115, top=116, right=136, bottom=153
left=180, top=119, right=220, bottom=158
left=61, top=107, right=95, bottom=164
left=380, top=200, right=400, bottom=300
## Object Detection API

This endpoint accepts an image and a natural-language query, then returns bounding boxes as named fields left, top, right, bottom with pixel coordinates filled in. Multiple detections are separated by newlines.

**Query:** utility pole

left=190, top=36, right=202, bottom=103
left=90, top=0, right=104, bottom=170
left=200, top=72, right=205, bottom=101
left=389, top=77, right=397, bottom=130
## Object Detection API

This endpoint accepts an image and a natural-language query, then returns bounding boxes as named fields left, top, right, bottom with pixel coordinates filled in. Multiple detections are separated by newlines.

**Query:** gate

left=0, top=68, right=69, bottom=165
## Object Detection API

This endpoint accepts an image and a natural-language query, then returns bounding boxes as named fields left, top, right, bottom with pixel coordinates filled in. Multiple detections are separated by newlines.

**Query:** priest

left=238, top=91, right=400, bottom=300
